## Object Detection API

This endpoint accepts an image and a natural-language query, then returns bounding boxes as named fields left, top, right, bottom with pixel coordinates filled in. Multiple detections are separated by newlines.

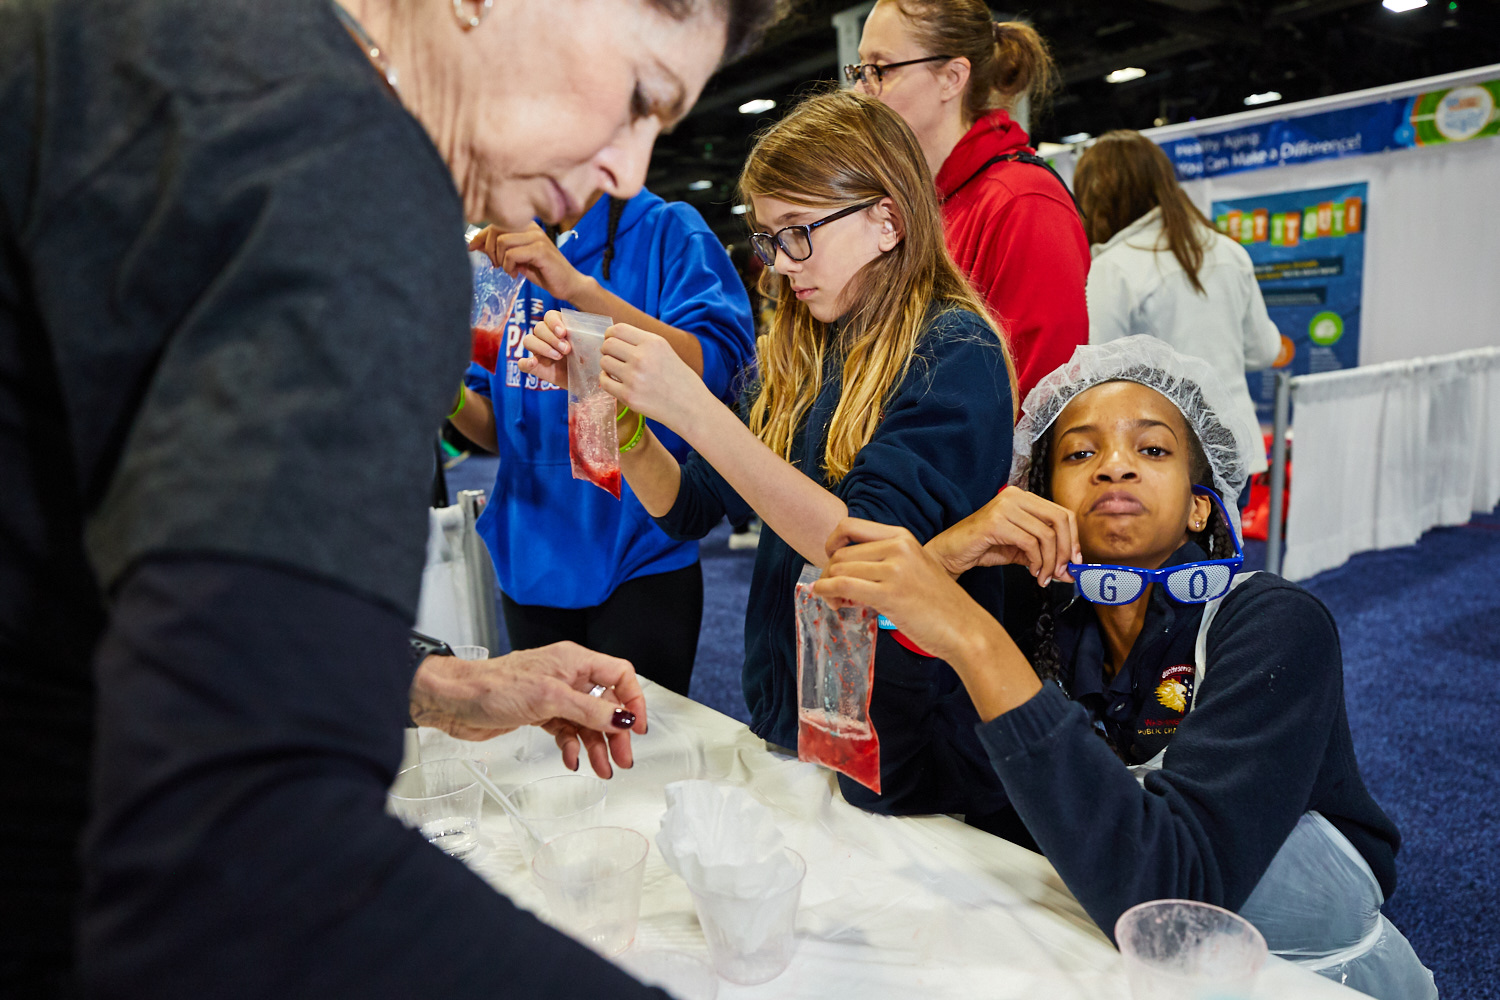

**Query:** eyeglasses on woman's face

left=842, top=55, right=953, bottom=96
left=748, top=200, right=882, bottom=268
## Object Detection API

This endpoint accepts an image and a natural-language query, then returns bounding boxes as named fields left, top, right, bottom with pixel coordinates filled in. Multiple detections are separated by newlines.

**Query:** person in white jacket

left=1074, top=130, right=1281, bottom=486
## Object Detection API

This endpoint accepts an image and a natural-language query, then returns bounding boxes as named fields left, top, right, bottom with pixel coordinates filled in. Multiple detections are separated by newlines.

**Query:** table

left=406, top=680, right=1357, bottom=999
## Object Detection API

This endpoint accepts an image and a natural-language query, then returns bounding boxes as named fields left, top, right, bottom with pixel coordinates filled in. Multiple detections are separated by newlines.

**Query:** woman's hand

left=814, top=518, right=999, bottom=666
left=598, top=322, right=715, bottom=431
left=469, top=223, right=592, bottom=302
left=518, top=310, right=573, bottom=389
left=926, top=488, right=1082, bottom=587
left=409, top=642, right=648, bottom=779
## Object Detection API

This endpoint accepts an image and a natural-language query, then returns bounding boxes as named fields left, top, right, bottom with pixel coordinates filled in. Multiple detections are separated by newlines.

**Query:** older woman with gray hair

left=0, top=0, right=778, bottom=997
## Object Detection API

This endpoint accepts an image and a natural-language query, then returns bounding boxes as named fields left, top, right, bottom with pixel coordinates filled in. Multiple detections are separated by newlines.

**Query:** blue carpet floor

left=448, top=453, right=1499, bottom=997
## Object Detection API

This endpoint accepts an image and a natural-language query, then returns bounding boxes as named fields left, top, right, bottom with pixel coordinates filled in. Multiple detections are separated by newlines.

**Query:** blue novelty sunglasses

left=1066, top=486, right=1243, bottom=606
left=875, top=486, right=1243, bottom=638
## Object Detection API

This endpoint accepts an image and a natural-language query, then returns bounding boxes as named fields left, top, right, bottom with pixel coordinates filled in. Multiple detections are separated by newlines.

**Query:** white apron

left=1127, top=574, right=1438, bottom=1000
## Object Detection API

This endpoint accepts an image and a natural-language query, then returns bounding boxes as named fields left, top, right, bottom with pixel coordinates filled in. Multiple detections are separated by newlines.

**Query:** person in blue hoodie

left=453, top=189, right=755, bottom=698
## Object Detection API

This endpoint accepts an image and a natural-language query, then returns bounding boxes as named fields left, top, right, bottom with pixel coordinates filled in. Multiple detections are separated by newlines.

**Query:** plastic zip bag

left=469, top=250, right=525, bottom=372
left=562, top=309, right=621, bottom=499
left=793, top=564, right=881, bottom=793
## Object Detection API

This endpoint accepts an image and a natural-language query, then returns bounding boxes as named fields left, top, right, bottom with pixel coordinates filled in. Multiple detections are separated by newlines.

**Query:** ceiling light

left=731, top=204, right=748, bottom=215
left=1061, top=131, right=1092, bottom=144
left=1382, top=0, right=1426, bottom=10
left=1104, top=67, right=1147, bottom=84
left=688, top=179, right=713, bottom=191
left=1244, top=91, right=1283, bottom=106
left=738, top=98, right=776, bottom=115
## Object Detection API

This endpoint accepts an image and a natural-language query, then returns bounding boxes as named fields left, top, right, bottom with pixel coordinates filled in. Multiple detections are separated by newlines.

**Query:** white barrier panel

left=414, top=490, right=502, bottom=652
left=1283, top=346, right=1500, bottom=580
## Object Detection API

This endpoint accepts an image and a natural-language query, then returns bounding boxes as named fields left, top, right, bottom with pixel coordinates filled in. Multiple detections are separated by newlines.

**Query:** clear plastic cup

left=1115, top=899, right=1268, bottom=1000
left=508, top=773, right=607, bottom=862
left=387, top=758, right=486, bottom=860
left=532, top=827, right=649, bottom=957
left=688, top=848, right=805, bottom=985
left=449, top=644, right=488, bottom=661
left=615, top=949, right=719, bottom=1000
left=514, top=725, right=553, bottom=764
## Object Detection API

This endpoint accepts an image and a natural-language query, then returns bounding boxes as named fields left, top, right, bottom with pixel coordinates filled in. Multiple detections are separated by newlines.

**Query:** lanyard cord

left=331, top=1, right=400, bottom=94
left=940, top=152, right=1086, bottom=224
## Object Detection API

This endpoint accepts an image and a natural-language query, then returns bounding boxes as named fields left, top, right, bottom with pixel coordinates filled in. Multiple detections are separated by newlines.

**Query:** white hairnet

left=1010, top=336, right=1259, bottom=534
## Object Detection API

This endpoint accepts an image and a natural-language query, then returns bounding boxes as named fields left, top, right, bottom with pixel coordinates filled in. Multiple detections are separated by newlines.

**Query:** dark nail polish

left=611, top=708, right=636, bottom=729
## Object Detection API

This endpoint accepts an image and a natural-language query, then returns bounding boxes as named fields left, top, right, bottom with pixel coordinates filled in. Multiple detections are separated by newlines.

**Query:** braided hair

left=1023, top=384, right=1235, bottom=696
left=600, top=196, right=627, bottom=282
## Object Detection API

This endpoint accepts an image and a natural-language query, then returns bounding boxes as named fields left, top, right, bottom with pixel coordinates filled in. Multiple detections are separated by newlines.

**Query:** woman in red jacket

left=849, top=0, right=1089, bottom=403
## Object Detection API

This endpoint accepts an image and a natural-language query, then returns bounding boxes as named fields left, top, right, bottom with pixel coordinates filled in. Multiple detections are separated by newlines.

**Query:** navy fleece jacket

left=654, top=310, right=1014, bottom=757
left=980, top=553, right=1400, bottom=938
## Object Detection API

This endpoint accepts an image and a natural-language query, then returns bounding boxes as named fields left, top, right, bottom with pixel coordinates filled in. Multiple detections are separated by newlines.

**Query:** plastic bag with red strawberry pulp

left=793, top=564, right=881, bottom=793
left=562, top=309, right=621, bottom=499
left=469, top=249, right=525, bottom=372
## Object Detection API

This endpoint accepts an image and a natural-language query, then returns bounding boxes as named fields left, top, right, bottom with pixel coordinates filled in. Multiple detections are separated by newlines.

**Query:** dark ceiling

left=648, top=0, right=1500, bottom=242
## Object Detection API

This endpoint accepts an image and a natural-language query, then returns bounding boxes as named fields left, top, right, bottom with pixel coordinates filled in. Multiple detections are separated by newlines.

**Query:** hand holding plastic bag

left=468, top=250, right=525, bottom=372
left=794, top=564, right=881, bottom=793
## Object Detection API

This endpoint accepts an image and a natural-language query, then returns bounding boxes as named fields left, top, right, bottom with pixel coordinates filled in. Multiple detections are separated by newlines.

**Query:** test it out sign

left=1212, top=183, right=1369, bottom=423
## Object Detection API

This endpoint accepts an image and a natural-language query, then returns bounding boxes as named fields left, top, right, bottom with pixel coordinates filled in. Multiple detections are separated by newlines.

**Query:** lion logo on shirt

left=1153, top=664, right=1196, bottom=715
left=1156, top=678, right=1188, bottom=713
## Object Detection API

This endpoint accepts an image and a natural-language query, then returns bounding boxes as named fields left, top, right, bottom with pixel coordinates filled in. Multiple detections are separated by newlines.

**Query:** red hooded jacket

left=936, top=109, right=1090, bottom=406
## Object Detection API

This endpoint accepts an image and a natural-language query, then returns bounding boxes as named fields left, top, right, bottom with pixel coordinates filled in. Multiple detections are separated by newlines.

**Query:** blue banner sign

left=1160, top=78, right=1500, bottom=180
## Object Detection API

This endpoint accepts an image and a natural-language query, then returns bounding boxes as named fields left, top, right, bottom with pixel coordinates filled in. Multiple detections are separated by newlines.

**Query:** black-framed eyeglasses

left=843, top=55, right=954, bottom=95
left=748, top=200, right=882, bottom=267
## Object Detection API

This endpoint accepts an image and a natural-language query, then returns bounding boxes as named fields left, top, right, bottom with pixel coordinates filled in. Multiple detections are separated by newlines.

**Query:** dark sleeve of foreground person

left=0, top=1, right=667, bottom=991
left=81, top=556, right=666, bottom=999
left=975, top=576, right=1399, bottom=939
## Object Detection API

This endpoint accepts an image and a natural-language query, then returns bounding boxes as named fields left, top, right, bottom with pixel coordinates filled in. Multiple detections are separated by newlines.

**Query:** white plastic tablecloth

left=409, top=680, right=1356, bottom=999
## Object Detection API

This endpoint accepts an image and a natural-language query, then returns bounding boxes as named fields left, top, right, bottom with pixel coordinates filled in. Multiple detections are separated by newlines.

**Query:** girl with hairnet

left=814, top=337, right=1436, bottom=999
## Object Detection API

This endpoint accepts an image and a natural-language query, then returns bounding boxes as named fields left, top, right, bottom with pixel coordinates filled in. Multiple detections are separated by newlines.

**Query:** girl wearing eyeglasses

left=812, top=337, right=1435, bottom=1000
left=850, top=0, right=1090, bottom=403
left=519, top=90, right=1024, bottom=828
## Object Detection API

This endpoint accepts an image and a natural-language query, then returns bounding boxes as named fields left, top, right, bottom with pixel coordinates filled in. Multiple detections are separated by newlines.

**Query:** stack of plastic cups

left=687, top=848, right=806, bottom=985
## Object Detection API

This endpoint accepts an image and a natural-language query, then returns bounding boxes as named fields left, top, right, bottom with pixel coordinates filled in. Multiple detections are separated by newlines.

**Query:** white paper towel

left=656, top=781, right=799, bottom=897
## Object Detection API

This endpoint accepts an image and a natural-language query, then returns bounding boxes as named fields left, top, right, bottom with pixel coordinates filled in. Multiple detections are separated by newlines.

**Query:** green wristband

left=616, top=404, right=633, bottom=422
left=446, top=384, right=466, bottom=421
left=619, top=412, right=647, bottom=453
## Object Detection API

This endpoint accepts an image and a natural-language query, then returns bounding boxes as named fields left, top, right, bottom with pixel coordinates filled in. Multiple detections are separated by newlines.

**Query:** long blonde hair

left=740, top=90, right=1017, bottom=482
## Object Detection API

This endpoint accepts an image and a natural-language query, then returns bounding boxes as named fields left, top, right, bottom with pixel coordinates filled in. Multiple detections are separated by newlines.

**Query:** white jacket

left=1086, top=207, right=1281, bottom=475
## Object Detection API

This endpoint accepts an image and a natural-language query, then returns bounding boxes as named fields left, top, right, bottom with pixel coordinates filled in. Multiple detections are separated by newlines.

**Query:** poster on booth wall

left=1211, top=182, right=1368, bottom=424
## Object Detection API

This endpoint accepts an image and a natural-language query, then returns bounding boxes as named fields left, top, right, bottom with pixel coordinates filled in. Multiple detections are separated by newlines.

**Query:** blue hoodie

left=464, top=190, right=755, bottom=608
